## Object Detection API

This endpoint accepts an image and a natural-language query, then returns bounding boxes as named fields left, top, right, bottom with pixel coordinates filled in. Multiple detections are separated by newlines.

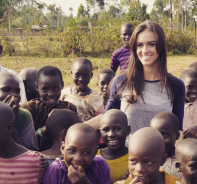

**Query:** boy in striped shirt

left=0, top=102, right=44, bottom=184
left=110, top=22, right=134, bottom=74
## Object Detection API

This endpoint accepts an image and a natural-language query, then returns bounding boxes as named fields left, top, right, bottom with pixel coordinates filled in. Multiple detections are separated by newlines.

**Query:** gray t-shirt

left=120, top=80, right=172, bottom=146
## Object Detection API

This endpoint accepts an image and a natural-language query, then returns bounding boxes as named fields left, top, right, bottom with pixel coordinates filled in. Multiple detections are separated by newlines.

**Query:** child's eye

left=84, top=151, right=91, bottom=155
left=162, top=133, right=168, bottom=138
left=129, top=159, right=136, bottom=164
left=67, top=149, right=75, bottom=153
left=186, top=85, right=193, bottom=89
left=1, top=87, right=10, bottom=92
left=41, top=88, right=48, bottom=91
left=101, top=128, right=109, bottom=132
left=114, top=127, right=121, bottom=131
left=146, top=161, right=153, bottom=165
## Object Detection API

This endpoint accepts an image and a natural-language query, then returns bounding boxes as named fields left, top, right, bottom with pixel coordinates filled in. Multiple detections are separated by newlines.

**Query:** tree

left=77, top=4, right=85, bottom=17
left=0, top=0, right=23, bottom=24
left=107, top=5, right=119, bottom=18
left=69, top=7, right=73, bottom=16
left=47, top=4, right=56, bottom=29
left=125, top=0, right=149, bottom=25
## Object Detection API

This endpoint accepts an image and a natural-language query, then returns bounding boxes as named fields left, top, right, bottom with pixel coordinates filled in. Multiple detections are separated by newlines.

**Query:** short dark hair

left=73, top=57, right=93, bottom=71
left=187, top=62, right=197, bottom=72
left=37, top=66, right=63, bottom=83
left=97, top=68, right=115, bottom=81
left=151, top=111, right=179, bottom=133
left=46, top=109, right=82, bottom=139
left=180, top=68, right=197, bottom=81
left=121, top=22, right=134, bottom=32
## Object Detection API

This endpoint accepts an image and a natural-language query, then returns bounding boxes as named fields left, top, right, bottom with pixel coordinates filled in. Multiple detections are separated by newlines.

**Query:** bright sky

left=42, top=0, right=155, bottom=16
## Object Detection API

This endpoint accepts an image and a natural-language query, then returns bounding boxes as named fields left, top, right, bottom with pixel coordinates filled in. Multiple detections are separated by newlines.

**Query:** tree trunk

left=170, top=0, right=173, bottom=29
left=185, top=10, right=187, bottom=31
left=182, top=7, right=184, bottom=32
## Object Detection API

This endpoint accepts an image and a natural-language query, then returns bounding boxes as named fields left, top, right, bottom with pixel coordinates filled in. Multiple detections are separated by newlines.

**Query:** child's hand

left=184, top=124, right=197, bottom=139
left=3, top=95, right=20, bottom=118
left=40, top=155, right=49, bottom=170
left=129, top=175, right=145, bottom=184
left=68, top=165, right=91, bottom=184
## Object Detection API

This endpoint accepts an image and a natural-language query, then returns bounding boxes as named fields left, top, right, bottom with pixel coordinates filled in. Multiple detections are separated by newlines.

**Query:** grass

left=0, top=54, right=197, bottom=90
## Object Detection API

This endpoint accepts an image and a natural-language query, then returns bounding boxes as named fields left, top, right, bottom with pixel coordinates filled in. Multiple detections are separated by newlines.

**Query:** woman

left=85, top=21, right=185, bottom=141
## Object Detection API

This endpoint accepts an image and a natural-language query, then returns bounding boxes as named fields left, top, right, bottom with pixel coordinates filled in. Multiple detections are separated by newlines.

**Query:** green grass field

left=0, top=54, right=197, bottom=90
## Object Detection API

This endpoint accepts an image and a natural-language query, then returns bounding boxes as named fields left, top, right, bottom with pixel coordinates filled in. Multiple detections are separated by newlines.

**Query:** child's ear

left=61, top=141, right=65, bottom=155
left=176, top=131, right=180, bottom=140
left=91, top=72, right=93, bottom=79
left=127, top=126, right=131, bottom=135
left=8, top=121, right=15, bottom=133
left=175, top=161, right=182, bottom=172
left=35, top=82, right=39, bottom=92
left=61, top=81, right=64, bottom=89
left=160, top=153, right=167, bottom=166
left=62, top=129, right=67, bottom=141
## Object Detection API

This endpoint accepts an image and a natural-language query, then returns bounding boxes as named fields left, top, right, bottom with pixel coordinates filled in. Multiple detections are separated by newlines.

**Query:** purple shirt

left=110, top=46, right=131, bottom=73
left=43, top=156, right=111, bottom=184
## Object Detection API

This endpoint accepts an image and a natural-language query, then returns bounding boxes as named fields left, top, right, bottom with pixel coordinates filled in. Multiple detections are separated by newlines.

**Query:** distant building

left=31, top=25, right=47, bottom=32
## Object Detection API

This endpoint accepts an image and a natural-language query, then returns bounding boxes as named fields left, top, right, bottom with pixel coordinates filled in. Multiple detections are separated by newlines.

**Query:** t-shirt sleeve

left=104, top=75, right=122, bottom=113
left=43, top=160, right=64, bottom=184
left=95, top=156, right=111, bottom=184
left=172, top=77, right=185, bottom=130
left=20, top=119, right=38, bottom=150
left=110, top=51, right=119, bottom=73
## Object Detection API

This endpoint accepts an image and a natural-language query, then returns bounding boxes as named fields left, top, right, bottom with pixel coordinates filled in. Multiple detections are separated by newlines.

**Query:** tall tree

left=47, top=4, right=56, bottom=30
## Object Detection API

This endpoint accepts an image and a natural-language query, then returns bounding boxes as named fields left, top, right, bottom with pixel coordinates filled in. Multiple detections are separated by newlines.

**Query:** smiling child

left=98, top=109, right=130, bottom=182
left=115, top=127, right=182, bottom=184
left=97, top=69, right=115, bottom=106
left=0, top=71, right=38, bottom=150
left=61, top=57, right=104, bottom=122
left=43, top=123, right=111, bottom=184
left=176, top=138, right=197, bottom=184
left=110, top=22, right=134, bottom=74
left=150, top=112, right=182, bottom=180
left=23, top=66, right=77, bottom=151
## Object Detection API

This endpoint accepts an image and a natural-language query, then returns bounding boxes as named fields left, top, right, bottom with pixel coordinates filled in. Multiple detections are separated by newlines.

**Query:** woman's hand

left=68, top=165, right=92, bottom=184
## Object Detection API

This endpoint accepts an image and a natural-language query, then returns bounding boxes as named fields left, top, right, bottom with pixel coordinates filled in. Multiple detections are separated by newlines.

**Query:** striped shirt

left=0, top=151, right=44, bottom=184
left=110, top=46, right=131, bottom=73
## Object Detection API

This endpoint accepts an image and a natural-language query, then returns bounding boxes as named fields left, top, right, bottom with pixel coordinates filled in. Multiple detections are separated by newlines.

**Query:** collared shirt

left=0, top=65, right=27, bottom=106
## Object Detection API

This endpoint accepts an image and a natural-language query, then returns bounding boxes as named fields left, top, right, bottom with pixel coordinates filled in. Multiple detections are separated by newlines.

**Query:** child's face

left=36, top=74, right=63, bottom=107
left=179, top=151, right=197, bottom=184
left=100, top=117, right=129, bottom=150
left=183, top=77, right=197, bottom=102
left=0, top=76, right=20, bottom=101
left=97, top=73, right=113, bottom=94
left=71, top=62, right=93, bottom=92
left=150, top=119, right=178, bottom=156
left=61, top=131, right=97, bottom=170
left=129, top=143, right=165, bottom=184
left=120, top=26, right=133, bottom=47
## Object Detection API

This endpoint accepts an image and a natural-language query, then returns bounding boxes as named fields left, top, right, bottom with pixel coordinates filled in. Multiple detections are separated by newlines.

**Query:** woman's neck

left=101, top=145, right=128, bottom=160
left=143, top=65, right=161, bottom=81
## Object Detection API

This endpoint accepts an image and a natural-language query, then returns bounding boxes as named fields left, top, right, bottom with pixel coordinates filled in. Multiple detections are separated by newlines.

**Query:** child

left=0, top=71, right=38, bottom=150
left=61, top=57, right=104, bottom=122
left=23, top=66, right=77, bottom=151
left=180, top=69, right=197, bottom=137
left=110, top=22, right=134, bottom=74
left=41, top=109, right=82, bottom=165
left=150, top=112, right=182, bottom=180
left=115, top=127, right=182, bottom=184
left=0, top=102, right=44, bottom=184
left=97, top=69, right=115, bottom=106
left=43, top=123, right=111, bottom=184
left=98, top=109, right=130, bottom=182
left=175, top=138, right=197, bottom=184
left=187, top=61, right=197, bottom=71
left=20, top=67, right=40, bottom=101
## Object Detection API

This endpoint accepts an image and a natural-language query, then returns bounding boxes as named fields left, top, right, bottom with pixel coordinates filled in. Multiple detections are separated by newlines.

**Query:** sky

left=41, top=0, right=155, bottom=16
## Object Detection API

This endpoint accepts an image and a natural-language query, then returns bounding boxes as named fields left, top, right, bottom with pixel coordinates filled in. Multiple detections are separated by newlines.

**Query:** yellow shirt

left=114, top=170, right=182, bottom=184
left=97, top=149, right=128, bottom=183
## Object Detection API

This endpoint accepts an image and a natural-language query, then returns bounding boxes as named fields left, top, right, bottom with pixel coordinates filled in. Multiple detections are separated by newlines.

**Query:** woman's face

left=136, top=30, right=159, bottom=69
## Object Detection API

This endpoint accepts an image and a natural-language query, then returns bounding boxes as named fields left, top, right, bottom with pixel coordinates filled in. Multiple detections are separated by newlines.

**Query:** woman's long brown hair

left=115, top=20, right=174, bottom=104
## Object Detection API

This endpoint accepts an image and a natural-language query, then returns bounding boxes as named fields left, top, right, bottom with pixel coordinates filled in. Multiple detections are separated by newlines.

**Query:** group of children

left=0, top=21, right=197, bottom=184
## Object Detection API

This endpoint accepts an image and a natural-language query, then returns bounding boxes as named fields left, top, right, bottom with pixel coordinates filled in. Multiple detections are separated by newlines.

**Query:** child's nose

left=135, top=163, right=144, bottom=172
left=74, top=153, right=83, bottom=162
left=108, top=130, right=115, bottom=136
